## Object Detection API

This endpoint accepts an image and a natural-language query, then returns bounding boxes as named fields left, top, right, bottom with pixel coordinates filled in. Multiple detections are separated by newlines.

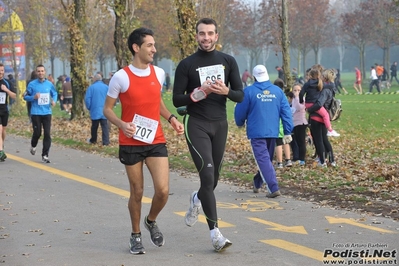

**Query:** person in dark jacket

left=275, top=66, right=285, bottom=81
left=299, top=68, right=339, bottom=137
left=7, top=74, right=16, bottom=107
left=307, top=68, right=337, bottom=167
left=390, top=62, right=399, bottom=84
left=334, top=69, right=348, bottom=94
left=0, top=64, right=17, bottom=161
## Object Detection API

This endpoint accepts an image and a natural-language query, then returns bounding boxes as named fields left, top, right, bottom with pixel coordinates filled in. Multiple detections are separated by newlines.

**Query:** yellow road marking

left=248, top=217, right=307, bottom=234
left=6, top=154, right=152, bottom=203
left=325, top=216, right=395, bottom=234
left=261, top=239, right=324, bottom=261
left=174, top=212, right=235, bottom=228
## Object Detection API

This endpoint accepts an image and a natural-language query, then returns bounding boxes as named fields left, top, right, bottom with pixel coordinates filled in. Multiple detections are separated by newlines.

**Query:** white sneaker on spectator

left=327, top=130, right=340, bottom=137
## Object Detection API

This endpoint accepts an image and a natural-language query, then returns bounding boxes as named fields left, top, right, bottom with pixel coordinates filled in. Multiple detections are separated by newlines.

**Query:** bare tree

left=372, top=0, right=399, bottom=69
left=341, top=4, right=375, bottom=78
left=135, top=0, right=178, bottom=64
left=280, top=0, right=292, bottom=89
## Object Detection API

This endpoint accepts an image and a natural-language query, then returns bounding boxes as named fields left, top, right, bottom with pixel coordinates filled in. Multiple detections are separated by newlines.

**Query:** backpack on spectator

left=327, top=98, right=342, bottom=121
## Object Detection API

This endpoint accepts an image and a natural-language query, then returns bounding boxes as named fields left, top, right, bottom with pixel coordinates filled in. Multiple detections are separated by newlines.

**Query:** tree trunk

left=62, top=0, right=89, bottom=119
left=301, top=48, right=307, bottom=78
left=281, top=0, right=292, bottom=90
left=173, top=0, right=198, bottom=61
left=113, top=0, right=137, bottom=70
left=337, top=41, right=345, bottom=72
left=359, top=45, right=365, bottom=81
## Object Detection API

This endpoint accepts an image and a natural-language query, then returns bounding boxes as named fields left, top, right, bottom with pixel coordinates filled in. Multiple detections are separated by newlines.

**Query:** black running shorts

left=119, top=143, right=168, bottom=165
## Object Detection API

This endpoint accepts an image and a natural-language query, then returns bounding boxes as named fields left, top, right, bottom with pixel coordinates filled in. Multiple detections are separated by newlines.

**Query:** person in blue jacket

left=85, top=73, right=110, bottom=145
left=234, top=65, right=293, bottom=198
left=24, top=64, right=57, bottom=163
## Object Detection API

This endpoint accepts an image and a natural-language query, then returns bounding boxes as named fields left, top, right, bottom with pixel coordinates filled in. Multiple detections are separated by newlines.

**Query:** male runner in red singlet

left=103, top=27, right=184, bottom=255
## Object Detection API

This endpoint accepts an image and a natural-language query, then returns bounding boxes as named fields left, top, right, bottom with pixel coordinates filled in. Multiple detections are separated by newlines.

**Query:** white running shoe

left=30, top=147, right=36, bottom=155
left=212, top=228, right=232, bottom=252
left=327, top=130, right=340, bottom=137
left=185, top=191, right=201, bottom=227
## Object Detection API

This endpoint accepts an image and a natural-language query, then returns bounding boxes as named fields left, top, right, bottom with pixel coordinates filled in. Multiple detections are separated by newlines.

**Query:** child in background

left=273, top=78, right=293, bottom=168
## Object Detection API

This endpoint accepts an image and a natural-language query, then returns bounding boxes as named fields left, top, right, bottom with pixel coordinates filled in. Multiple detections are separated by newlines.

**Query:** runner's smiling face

left=196, top=23, right=219, bottom=52
left=36, top=66, right=46, bottom=81
left=134, top=35, right=156, bottom=65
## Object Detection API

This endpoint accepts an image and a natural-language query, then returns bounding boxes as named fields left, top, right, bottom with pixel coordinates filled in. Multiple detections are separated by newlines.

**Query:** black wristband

left=168, top=114, right=177, bottom=123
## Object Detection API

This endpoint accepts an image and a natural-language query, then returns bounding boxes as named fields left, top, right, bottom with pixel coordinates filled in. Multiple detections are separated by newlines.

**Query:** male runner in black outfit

left=173, top=18, right=244, bottom=252
left=0, top=63, right=16, bottom=161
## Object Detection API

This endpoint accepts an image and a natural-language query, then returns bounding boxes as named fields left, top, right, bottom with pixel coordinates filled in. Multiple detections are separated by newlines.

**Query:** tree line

left=4, top=0, right=399, bottom=117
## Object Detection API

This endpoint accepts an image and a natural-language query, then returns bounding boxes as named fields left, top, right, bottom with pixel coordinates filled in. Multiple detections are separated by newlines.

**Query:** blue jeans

left=90, top=119, right=109, bottom=145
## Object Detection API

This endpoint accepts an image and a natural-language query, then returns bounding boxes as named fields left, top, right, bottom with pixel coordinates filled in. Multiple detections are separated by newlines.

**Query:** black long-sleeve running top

left=173, top=49, right=244, bottom=121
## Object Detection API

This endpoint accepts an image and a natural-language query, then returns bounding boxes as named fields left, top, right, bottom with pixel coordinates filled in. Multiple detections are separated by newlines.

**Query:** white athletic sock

left=210, top=228, right=219, bottom=239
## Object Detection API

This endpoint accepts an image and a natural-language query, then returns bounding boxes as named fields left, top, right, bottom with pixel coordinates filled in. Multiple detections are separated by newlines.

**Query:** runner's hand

left=122, top=122, right=136, bottom=138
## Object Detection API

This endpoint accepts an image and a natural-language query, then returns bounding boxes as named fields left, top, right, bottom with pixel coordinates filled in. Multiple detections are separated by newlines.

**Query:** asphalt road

left=1, top=135, right=398, bottom=266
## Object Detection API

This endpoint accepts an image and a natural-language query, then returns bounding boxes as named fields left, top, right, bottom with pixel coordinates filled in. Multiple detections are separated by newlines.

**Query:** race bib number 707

left=132, top=114, right=159, bottom=144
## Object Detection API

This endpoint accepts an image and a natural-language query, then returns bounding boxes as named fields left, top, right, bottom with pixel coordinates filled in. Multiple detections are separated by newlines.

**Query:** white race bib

left=0, top=92, right=5, bottom=104
left=197, top=64, right=225, bottom=84
left=132, top=114, right=159, bottom=144
left=38, top=93, right=50, bottom=105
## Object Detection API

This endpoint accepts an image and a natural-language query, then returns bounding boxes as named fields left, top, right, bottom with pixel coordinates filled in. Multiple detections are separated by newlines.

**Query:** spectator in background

left=241, top=69, right=252, bottom=88
left=235, top=65, right=293, bottom=196
left=85, top=73, right=109, bottom=146
left=25, top=71, right=38, bottom=122
left=369, top=66, right=380, bottom=93
left=290, top=83, right=308, bottom=166
left=375, top=63, right=383, bottom=81
left=275, top=65, right=285, bottom=81
left=306, top=68, right=338, bottom=167
left=163, top=73, right=171, bottom=92
left=353, top=67, right=362, bottom=94
left=47, top=74, right=55, bottom=85
left=61, top=76, right=73, bottom=115
left=55, top=75, right=64, bottom=110
left=390, top=62, right=399, bottom=85
left=291, top=68, right=299, bottom=82
left=334, top=69, right=348, bottom=94
left=273, top=78, right=292, bottom=168
left=286, top=91, right=299, bottom=163
left=299, top=68, right=340, bottom=137
left=381, top=65, right=389, bottom=87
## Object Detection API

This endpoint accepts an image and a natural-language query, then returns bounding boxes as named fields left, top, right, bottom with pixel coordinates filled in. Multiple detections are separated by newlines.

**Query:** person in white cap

left=234, top=64, right=293, bottom=198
